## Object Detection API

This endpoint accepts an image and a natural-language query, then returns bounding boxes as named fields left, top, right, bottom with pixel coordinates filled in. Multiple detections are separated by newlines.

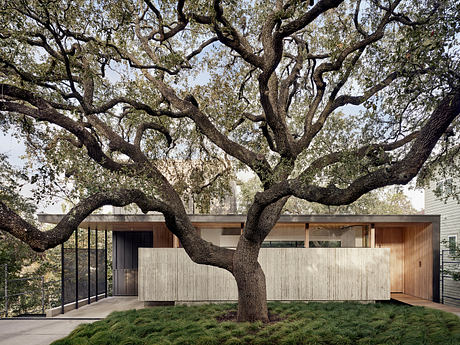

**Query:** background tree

left=0, top=0, right=459, bottom=321
left=0, top=154, right=61, bottom=316
left=0, top=153, right=39, bottom=281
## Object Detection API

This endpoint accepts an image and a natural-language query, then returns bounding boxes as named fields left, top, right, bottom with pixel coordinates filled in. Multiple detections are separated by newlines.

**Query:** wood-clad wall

left=404, top=223, right=433, bottom=300
left=139, top=248, right=390, bottom=302
left=153, top=224, right=173, bottom=248
left=376, top=223, right=433, bottom=300
left=375, top=227, right=404, bottom=292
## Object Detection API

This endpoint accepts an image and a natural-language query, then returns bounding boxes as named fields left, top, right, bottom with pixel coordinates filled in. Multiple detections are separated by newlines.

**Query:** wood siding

left=153, top=224, right=173, bottom=248
left=376, top=227, right=404, bottom=292
left=138, top=248, right=390, bottom=302
left=403, top=224, right=433, bottom=300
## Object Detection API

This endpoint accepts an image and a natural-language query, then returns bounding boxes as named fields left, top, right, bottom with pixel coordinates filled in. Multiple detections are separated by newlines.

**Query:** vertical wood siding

left=403, top=224, right=433, bottom=300
left=376, top=227, right=404, bottom=292
left=153, top=224, right=173, bottom=248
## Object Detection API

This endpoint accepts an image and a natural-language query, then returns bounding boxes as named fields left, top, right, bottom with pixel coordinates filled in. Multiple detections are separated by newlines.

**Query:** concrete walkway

left=0, top=318, right=96, bottom=345
left=54, top=296, right=145, bottom=319
left=0, top=297, right=145, bottom=345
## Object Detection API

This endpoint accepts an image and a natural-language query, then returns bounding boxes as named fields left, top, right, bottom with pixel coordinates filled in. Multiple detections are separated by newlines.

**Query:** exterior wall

left=153, top=224, right=173, bottom=248
left=425, top=185, right=460, bottom=242
left=425, top=183, right=460, bottom=306
left=112, top=231, right=153, bottom=295
left=376, top=227, right=404, bottom=292
left=403, top=224, right=433, bottom=300
left=138, top=248, right=390, bottom=302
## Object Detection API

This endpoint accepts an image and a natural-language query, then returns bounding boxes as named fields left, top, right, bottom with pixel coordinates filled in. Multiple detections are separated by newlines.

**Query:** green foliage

left=238, top=176, right=417, bottom=215
left=0, top=154, right=55, bottom=315
left=0, top=236, right=62, bottom=316
left=1, top=0, right=459, bottom=208
left=441, top=239, right=460, bottom=281
left=51, top=302, right=460, bottom=345
left=0, top=153, right=36, bottom=220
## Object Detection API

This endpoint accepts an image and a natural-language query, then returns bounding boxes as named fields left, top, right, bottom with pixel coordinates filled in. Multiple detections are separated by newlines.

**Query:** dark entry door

left=113, top=231, right=153, bottom=295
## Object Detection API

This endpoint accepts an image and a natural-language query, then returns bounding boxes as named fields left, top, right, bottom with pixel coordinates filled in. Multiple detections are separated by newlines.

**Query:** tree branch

left=249, top=87, right=460, bottom=209
left=134, top=122, right=172, bottom=148
left=0, top=189, right=234, bottom=271
left=278, top=0, right=344, bottom=38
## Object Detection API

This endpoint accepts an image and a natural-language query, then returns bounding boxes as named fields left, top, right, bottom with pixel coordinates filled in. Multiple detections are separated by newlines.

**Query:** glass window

left=309, top=225, right=370, bottom=248
left=261, top=241, right=305, bottom=248
left=445, top=178, right=453, bottom=195
left=436, top=181, right=444, bottom=194
left=449, top=235, right=457, bottom=255
left=309, top=240, right=341, bottom=248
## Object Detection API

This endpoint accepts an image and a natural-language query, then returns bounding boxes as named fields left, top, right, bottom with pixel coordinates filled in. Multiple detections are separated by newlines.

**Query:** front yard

left=51, top=301, right=460, bottom=345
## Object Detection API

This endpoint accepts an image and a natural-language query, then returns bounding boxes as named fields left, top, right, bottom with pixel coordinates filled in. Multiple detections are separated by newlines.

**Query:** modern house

left=425, top=178, right=460, bottom=306
left=38, top=213, right=440, bottom=305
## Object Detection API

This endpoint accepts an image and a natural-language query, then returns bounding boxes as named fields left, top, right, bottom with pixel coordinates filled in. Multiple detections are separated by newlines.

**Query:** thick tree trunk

left=233, top=236, right=269, bottom=322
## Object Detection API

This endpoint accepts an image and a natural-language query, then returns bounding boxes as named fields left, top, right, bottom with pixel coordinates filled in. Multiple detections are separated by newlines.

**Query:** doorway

left=376, top=227, right=404, bottom=292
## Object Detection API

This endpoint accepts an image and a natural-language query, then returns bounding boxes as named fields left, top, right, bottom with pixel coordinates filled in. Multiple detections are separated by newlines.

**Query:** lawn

left=51, top=302, right=460, bottom=345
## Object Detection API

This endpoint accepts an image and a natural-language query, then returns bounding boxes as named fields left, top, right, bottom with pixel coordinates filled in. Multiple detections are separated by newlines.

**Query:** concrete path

left=0, top=318, right=96, bottom=345
left=54, top=296, right=145, bottom=319
left=0, top=297, right=145, bottom=345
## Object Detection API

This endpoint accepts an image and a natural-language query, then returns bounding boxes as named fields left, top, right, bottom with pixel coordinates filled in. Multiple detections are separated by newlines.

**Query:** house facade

left=38, top=213, right=440, bottom=304
left=425, top=179, right=460, bottom=306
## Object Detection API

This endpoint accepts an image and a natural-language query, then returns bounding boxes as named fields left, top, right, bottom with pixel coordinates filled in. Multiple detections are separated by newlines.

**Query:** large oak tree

left=0, top=0, right=459, bottom=321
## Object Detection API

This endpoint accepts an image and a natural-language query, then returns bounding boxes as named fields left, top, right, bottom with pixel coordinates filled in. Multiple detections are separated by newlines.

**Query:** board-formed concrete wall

left=138, top=248, right=390, bottom=302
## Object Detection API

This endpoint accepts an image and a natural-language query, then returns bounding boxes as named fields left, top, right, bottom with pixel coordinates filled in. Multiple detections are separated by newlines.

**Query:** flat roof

left=37, top=213, right=440, bottom=231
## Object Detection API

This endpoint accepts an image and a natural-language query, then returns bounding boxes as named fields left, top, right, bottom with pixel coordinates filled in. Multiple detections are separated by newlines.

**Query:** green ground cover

left=52, top=302, right=460, bottom=345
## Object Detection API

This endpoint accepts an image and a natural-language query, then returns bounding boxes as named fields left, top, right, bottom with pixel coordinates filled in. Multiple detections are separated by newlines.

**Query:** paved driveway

left=0, top=297, right=145, bottom=344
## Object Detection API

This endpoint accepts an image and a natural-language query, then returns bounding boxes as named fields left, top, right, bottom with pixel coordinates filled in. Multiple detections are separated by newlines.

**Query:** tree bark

left=233, top=236, right=269, bottom=322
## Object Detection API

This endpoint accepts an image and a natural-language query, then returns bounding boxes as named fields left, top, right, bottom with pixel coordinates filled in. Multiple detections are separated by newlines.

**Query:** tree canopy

left=0, top=0, right=459, bottom=321
left=238, top=176, right=417, bottom=214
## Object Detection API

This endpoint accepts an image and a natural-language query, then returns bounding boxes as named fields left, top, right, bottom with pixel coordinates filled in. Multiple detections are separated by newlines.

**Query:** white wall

left=425, top=181, right=460, bottom=306
left=425, top=182, right=460, bottom=244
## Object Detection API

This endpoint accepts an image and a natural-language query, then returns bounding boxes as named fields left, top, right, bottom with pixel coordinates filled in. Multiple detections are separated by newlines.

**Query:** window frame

left=448, top=235, right=457, bottom=255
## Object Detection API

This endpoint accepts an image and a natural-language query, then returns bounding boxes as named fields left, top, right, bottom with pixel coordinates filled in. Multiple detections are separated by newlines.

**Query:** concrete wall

left=138, top=248, right=390, bottom=302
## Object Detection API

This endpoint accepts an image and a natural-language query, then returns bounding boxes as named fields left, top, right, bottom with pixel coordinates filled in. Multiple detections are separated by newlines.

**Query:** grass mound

left=51, top=302, right=460, bottom=345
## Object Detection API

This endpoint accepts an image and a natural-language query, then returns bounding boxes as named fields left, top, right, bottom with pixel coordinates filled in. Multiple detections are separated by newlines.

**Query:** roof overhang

left=37, top=213, right=440, bottom=231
